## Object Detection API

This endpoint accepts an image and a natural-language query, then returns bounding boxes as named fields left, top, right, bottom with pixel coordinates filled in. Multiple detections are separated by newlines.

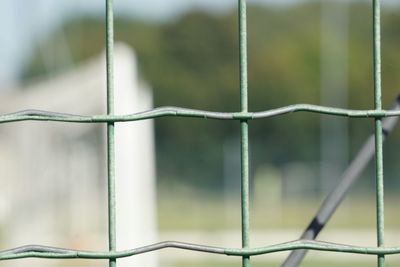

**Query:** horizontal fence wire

left=0, top=105, right=398, bottom=123
left=0, top=0, right=392, bottom=266
left=2, top=240, right=400, bottom=261
left=0, top=240, right=400, bottom=260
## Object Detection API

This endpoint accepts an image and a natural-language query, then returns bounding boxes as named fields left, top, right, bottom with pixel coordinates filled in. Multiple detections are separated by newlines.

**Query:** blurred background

left=1, top=0, right=400, bottom=266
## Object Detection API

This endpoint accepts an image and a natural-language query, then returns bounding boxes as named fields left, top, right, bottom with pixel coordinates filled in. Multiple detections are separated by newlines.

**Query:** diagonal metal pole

left=281, top=95, right=400, bottom=267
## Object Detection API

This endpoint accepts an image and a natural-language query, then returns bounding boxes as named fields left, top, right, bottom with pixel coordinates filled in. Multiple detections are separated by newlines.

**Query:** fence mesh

left=0, top=1, right=394, bottom=267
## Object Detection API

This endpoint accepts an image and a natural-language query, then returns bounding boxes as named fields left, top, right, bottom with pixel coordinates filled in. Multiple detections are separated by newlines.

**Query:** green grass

left=157, top=189, right=400, bottom=267
left=157, top=188, right=400, bottom=231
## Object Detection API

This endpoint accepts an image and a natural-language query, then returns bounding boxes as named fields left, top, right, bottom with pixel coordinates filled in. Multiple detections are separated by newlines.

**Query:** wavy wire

left=2, top=240, right=400, bottom=261
left=0, top=104, right=399, bottom=124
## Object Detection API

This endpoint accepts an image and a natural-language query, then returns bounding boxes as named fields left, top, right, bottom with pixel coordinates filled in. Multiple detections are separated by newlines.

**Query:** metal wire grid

left=0, top=0, right=392, bottom=267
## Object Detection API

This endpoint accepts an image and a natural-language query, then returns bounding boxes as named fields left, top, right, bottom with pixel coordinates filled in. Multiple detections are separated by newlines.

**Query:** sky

left=0, top=0, right=398, bottom=86
left=0, top=0, right=304, bottom=86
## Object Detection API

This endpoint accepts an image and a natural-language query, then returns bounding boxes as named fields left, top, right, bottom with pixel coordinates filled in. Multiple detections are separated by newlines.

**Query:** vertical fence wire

left=373, top=0, right=385, bottom=267
left=106, top=0, right=116, bottom=266
left=238, top=0, right=250, bottom=267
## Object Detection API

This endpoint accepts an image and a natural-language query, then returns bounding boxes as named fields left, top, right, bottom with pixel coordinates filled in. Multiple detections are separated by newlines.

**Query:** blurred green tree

left=21, top=3, right=400, bottom=194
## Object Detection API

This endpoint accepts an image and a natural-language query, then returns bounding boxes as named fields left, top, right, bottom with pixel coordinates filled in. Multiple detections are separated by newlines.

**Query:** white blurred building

left=0, top=44, right=158, bottom=267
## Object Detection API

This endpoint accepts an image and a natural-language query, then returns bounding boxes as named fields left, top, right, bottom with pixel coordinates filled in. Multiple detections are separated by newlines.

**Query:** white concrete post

left=114, top=44, right=158, bottom=267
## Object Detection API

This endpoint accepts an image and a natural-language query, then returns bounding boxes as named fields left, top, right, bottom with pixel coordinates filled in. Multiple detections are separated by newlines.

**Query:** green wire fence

left=0, top=0, right=394, bottom=267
